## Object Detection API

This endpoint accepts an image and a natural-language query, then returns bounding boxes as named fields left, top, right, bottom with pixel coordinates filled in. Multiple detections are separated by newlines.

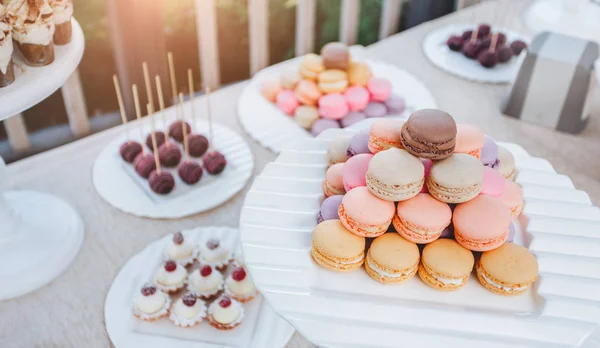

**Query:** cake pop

left=477, top=24, right=491, bottom=37
left=146, top=131, right=166, bottom=151
left=497, top=32, right=507, bottom=46
left=134, top=153, right=157, bottom=178
left=149, top=170, right=175, bottom=194
left=178, top=161, right=203, bottom=184
left=478, top=50, right=498, bottom=68
left=203, top=151, right=227, bottom=175
left=497, top=46, right=513, bottom=63
left=189, top=134, right=209, bottom=158
left=462, top=41, right=482, bottom=59
left=158, top=142, right=182, bottom=167
left=120, top=142, right=142, bottom=163
left=169, top=121, right=191, bottom=143
left=461, top=30, right=473, bottom=41
left=446, top=35, right=463, bottom=51
left=510, top=40, right=527, bottom=55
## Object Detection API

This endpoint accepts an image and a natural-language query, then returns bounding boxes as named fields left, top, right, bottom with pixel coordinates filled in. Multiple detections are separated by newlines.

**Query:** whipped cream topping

left=189, top=269, right=223, bottom=294
left=49, top=0, right=71, bottom=24
left=226, top=273, right=256, bottom=297
left=199, top=243, right=230, bottom=263
left=209, top=299, right=243, bottom=325
left=0, top=10, right=13, bottom=74
left=478, top=268, right=528, bottom=292
left=155, top=264, right=187, bottom=285
left=171, top=298, right=205, bottom=319
left=134, top=290, right=168, bottom=314
left=368, top=258, right=415, bottom=278
left=8, top=0, right=55, bottom=45
left=166, top=242, right=194, bottom=261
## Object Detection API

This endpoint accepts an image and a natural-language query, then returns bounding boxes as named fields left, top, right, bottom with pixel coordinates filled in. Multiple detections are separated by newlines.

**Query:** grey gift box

left=504, top=32, right=599, bottom=134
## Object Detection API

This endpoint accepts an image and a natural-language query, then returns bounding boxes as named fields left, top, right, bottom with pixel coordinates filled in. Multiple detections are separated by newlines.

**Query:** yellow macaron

left=280, top=66, right=302, bottom=89
left=418, top=239, right=474, bottom=291
left=311, top=220, right=365, bottom=272
left=299, top=53, right=325, bottom=80
left=318, top=69, right=349, bottom=94
left=347, top=61, right=372, bottom=87
left=365, top=233, right=420, bottom=283
left=476, top=243, right=538, bottom=296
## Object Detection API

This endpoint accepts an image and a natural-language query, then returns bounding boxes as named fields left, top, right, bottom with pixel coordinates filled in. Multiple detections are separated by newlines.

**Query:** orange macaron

left=393, top=193, right=452, bottom=244
left=338, top=186, right=395, bottom=238
left=453, top=195, right=511, bottom=252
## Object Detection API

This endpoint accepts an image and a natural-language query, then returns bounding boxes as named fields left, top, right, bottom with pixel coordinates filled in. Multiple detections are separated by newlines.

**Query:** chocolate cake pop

left=510, top=40, right=527, bottom=55
left=497, top=33, right=507, bottom=46
left=462, top=42, right=482, bottom=59
left=149, top=170, right=175, bottom=194
left=169, top=120, right=191, bottom=142
left=479, top=37, right=491, bottom=50
left=461, top=30, right=473, bottom=41
left=120, top=141, right=143, bottom=163
left=478, top=50, right=498, bottom=68
left=145, top=131, right=166, bottom=152
left=188, top=134, right=209, bottom=158
left=134, top=153, right=157, bottom=178
left=178, top=160, right=203, bottom=184
left=497, top=46, right=513, bottom=63
left=446, top=35, right=463, bottom=51
left=477, top=24, right=491, bottom=37
left=203, top=151, right=227, bottom=175
left=158, top=142, right=182, bottom=167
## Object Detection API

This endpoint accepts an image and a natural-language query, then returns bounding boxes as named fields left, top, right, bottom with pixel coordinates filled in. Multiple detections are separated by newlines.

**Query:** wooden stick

left=112, top=75, right=129, bottom=140
left=155, top=75, right=168, bottom=132
left=132, top=84, right=144, bottom=139
left=489, top=33, right=499, bottom=52
left=205, top=86, right=214, bottom=151
left=148, top=103, right=161, bottom=174
left=142, top=62, right=154, bottom=109
left=167, top=52, right=181, bottom=121
left=187, top=69, right=196, bottom=129
left=179, top=93, right=190, bottom=160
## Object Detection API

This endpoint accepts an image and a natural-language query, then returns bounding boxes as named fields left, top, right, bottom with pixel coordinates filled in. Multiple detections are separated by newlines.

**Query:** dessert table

left=1, top=0, right=599, bottom=347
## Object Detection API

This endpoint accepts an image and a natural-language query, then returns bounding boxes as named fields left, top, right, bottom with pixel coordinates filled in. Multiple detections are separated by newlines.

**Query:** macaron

left=318, top=69, right=349, bottom=94
left=327, top=135, right=352, bottom=166
left=480, top=166, right=506, bottom=198
left=476, top=243, right=538, bottom=296
left=320, top=42, right=350, bottom=70
left=299, top=53, right=325, bottom=80
left=364, top=102, right=387, bottom=118
left=311, top=119, right=340, bottom=136
left=453, top=195, right=511, bottom=252
left=323, top=163, right=346, bottom=197
left=346, top=130, right=371, bottom=157
left=338, top=186, right=395, bottom=238
left=497, top=146, right=516, bottom=181
left=455, top=124, right=485, bottom=159
left=419, top=239, right=474, bottom=291
left=295, top=105, right=320, bottom=130
left=343, top=86, right=370, bottom=111
left=368, top=118, right=404, bottom=154
left=419, top=159, right=433, bottom=193
left=367, top=77, right=392, bottom=102
left=276, top=90, right=299, bottom=115
left=294, top=79, right=322, bottom=106
left=280, top=66, right=302, bottom=89
left=317, top=195, right=344, bottom=224
left=365, top=233, right=420, bottom=283
left=499, top=180, right=524, bottom=218
left=393, top=193, right=452, bottom=244
left=481, top=135, right=499, bottom=169
left=340, top=111, right=366, bottom=128
left=400, top=109, right=457, bottom=160
left=311, top=220, right=365, bottom=272
left=319, top=93, right=349, bottom=120
left=342, top=153, right=373, bottom=192
left=347, top=61, right=372, bottom=86
left=427, top=154, right=484, bottom=203
left=384, top=94, right=406, bottom=115
left=366, top=148, right=424, bottom=201
left=507, top=222, right=516, bottom=243
left=261, top=78, right=282, bottom=102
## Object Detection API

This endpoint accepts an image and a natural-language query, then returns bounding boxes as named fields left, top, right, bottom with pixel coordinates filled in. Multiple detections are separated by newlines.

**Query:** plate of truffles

left=93, top=59, right=254, bottom=219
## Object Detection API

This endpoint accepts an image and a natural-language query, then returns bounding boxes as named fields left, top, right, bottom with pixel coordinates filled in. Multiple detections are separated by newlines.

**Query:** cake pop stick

left=205, top=86, right=214, bottom=150
left=167, top=52, right=181, bottom=119
left=489, top=33, right=499, bottom=53
left=143, top=62, right=155, bottom=110
left=202, top=86, right=227, bottom=175
left=115, top=75, right=143, bottom=163
left=148, top=103, right=161, bottom=174
left=179, top=93, right=190, bottom=160
left=112, top=75, right=129, bottom=140
left=188, top=69, right=196, bottom=129
left=132, top=84, right=144, bottom=139
left=155, top=75, right=169, bottom=143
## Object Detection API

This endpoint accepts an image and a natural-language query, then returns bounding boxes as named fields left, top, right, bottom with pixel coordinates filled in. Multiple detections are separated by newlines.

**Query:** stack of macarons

left=312, top=109, right=538, bottom=296
left=261, top=42, right=407, bottom=136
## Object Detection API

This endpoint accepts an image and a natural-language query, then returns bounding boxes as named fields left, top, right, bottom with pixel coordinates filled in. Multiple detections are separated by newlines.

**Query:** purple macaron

left=346, top=130, right=371, bottom=157
left=507, top=222, right=516, bottom=243
left=311, top=119, right=340, bottom=136
left=364, top=102, right=387, bottom=118
left=340, top=111, right=367, bottom=128
left=440, top=225, right=454, bottom=239
left=317, top=195, right=344, bottom=224
left=384, top=94, right=406, bottom=115
left=481, top=135, right=499, bottom=169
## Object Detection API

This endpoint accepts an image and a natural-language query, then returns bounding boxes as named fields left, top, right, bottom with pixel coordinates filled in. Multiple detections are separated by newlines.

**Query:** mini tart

left=168, top=292, right=207, bottom=328
left=208, top=296, right=245, bottom=330
left=476, top=243, right=538, bottom=296
left=153, top=260, right=188, bottom=293
left=198, top=238, right=231, bottom=269
left=224, top=267, right=258, bottom=303
left=164, top=232, right=197, bottom=266
left=132, top=284, right=172, bottom=321
left=188, top=265, right=224, bottom=300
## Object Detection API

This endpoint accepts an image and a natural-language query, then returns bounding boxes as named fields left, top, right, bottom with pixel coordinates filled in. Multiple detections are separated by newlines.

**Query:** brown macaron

left=400, top=109, right=457, bottom=160
left=320, top=42, right=350, bottom=70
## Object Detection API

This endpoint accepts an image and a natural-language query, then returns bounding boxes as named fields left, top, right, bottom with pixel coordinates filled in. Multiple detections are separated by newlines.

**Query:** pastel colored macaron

left=368, top=118, right=404, bottom=154
left=320, top=42, right=350, bottom=70
left=344, top=86, right=370, bottom=111
left=319, top=93, right=349, bottom=120
left=323, top=163, right=346, bottom=197
left=294, top=79, right=322, bottom=106
left=366, top=148, right=424, bottom=201
left=299, top=53, right=325, bottom=80
left=276, top=90, right=300, bottom=115
left=347, top=61, right=372, bottom=86
left=342, top=153, right=373, bottom=192
left=311, top=119, right=340, bottom=136
left=453, top=195, right=511, bottom=252
left=295, top=105, right=320, bottom=130
left=317, top=195, right=344, bottom=224
left=480, top=166, right=506, bottom=198
left=400, top=109, right=457, bottom=160
left=346, top=130, right=371, bottom=157
left=497, top=146, right=516, bottom=181
left=364, top=102, right=387, bottom=118
left=393, top=193, right=452, bottom=244
left=327, top=135, right=352, bottom=166
left=367, top=77, right=392, bottom=102
left=481, top=135, right=499, bottom=169
left=311, top=220, right=365, bottom=272
left=318, top=69, right=349, bottom=94
left=455, top=124, right=485, bottom=159
left=338, top=186, right=395, bottom=238
left=499, top=180, right=524, bottom=218
left=385, top=94, right=406, bottom=115
left=280, top=66, right=302, bottom=89
left=340, top=111, right=366, bottom=128
left=427, top=154, right=484, bottom=203
left=366, top=233, right=420, bottom=283
left=261, top=79, right=282, bottom=102
left=420, top=159, right=433, bottom=193
left=419, top=239, right=474, bottom=291
left=476, top=243, right=538, bottom=296
left=507, top=222, right=516, bottom=243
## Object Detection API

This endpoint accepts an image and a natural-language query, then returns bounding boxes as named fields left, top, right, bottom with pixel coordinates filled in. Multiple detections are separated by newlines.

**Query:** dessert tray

left=239, top=119, right=600, bottom=347
left=423, top=23, right=527, bottom=84
left=105, top=226, right=295, bottom=348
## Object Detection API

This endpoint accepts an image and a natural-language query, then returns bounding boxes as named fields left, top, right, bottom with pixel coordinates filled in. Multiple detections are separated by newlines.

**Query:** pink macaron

left=455, top=124, right=485, bottom=159
left=342, top=153, right=373, bottom=192
left=323, top=163, right=346, bottom=197
left=318, top=93, right=349, bottom=120
left=393, top=193, right=452, bottom=244
left=343, top=86, right=370, bottom=111
left=480, top=166, right=506, bottom=198
left=453, top=195, right=510, bottom=252
left=276, top=90, right=300, bottom=115
left=419, top=159, right=433, bottom=193
left=338, top=186, right=395, bottom=238
left=367, top=118, right=404, bottom=154
left=367, top=77, right=392, bottom=102
left=500, top=180, right=524, bottom=218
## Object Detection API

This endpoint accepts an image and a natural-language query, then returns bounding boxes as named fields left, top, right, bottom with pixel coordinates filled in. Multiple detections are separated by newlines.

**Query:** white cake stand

left=0, top=18, right=85, bottom=301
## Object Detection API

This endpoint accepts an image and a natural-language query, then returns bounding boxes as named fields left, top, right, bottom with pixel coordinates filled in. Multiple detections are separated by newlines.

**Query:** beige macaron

left=280, top=66, right=302, bottom=89
left=311, top=220, right=366, bottom=272
left=299, top=53, right=325, bottom=80
left=497, top=146, right=516, bottom=181
left=366, top=148, right=424, bottom=201
left=477, top=243, right=538, bottom=296
left=295, top=105, right=320, bottom=130
left=327, top=135, right=352, bottom=167
left=365, top=233, right=420, bottom=283
left=427, top=153, right=484, bottom=203
left=418, top=239, right=474, bottom=291
left=318, top=69, right=349, bottom=94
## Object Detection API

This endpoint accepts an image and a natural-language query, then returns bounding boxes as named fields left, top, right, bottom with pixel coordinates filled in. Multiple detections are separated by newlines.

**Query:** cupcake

left=0, top=5, right=15, bottom=88
left=168, top=291, right=207, bottom=328
left=188, top=264, right=223, bottom=300
left=225, top=266, right=257, bottom=303
left=49, top=0, right=72, bottom=45
left=198, top=238, right=231, bottom=270
left=8, top=0, right=56, bottom=66
left=165, top=232, right=196, bottom=266
left=208, top=296, right=244, bottom=330
left=153, top=260, right=187, bottom=293
left=132, top=283, right=171, bottom=321
left=232, top=247, right=245, bottom=268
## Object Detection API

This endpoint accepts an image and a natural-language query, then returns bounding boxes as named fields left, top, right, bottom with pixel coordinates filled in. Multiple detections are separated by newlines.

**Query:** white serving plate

left=105, top=226, right=295, bottom=348
left=423, top=23, right=528, bottom=84
left=237, top=47, right=437, bottom=153
left=240, top=119, right=600, bottom=347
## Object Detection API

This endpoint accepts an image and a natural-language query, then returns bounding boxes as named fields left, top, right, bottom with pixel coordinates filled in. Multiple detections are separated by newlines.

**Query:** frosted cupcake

left=153, top=260, right=187, bottom=293
left=0, top=5, right=14, bottom=88
left=132, top=283, right=171, bottom=321
left=8, top=0, right=55, bottom=66
left=198, top=238, right=231, bottom=270
left=232, top=246, right=245, bottom=268
left=188, top=264, right=223, bottom=300
left=225, top=266, right=257, bottom=303
left=49, top=0, right=73, bottom=45
left=168, top=292, right=207, bottom=328
left=208, top=296, right=244, bottom=330
left=165, top=232, right=196, bottom=266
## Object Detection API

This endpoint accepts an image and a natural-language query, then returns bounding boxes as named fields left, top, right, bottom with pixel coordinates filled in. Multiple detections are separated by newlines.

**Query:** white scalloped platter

left=240, top=119, right=600, bottom=347
left=423, top=23, right=528, bottom=84
left=105, top=226, right=295, bottom=348
left=238, top=48, right=437, bottom=153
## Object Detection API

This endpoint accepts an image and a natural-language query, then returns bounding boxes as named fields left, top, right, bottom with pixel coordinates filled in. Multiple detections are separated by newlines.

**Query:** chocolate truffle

left=188, top=134, right=209, bottom=158
left=446, top=35, right=464, bottom=51
left=477, top=24, right=491, bottom=37
left=400, top=109, right=457, bottom=160
left=203, top=151, right=227, bottom=175
left=178, top=160, right=203, bottom=184
left=320, top=42, right=350, bottom=70
left=158, top=142, right=182, bottom=167
left=149, top=170, right=175, bottom=194
left=461, top=30, right=473, bottom=41
left=120, top=141, right=143, bottom=163
left=477, top=50, right=498, bottom=68
left=462, top=42, right=482, bottom=59
left=145, top=131, right=166, bottom=152
left=479, top=37, right=491, bottom=50
left=510, top=40, right=527, bottom=55
left=497, top=46, right=513, bottom=63
left=133, top=153, right=157, bottom=179
left=168, top=121, right=192, bottom=143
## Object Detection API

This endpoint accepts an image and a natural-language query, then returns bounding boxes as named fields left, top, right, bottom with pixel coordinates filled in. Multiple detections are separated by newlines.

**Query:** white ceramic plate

left=105, top=226, right=295, bottom=348
left=0, top=19, right=85, bottom=121
left=238, top=51, right=437, bottom=153
left=93, top=106, right=254, bottom=219
left=240, top=119, right=600, bottom=347
left=423, top=23, right=528, bottom=84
